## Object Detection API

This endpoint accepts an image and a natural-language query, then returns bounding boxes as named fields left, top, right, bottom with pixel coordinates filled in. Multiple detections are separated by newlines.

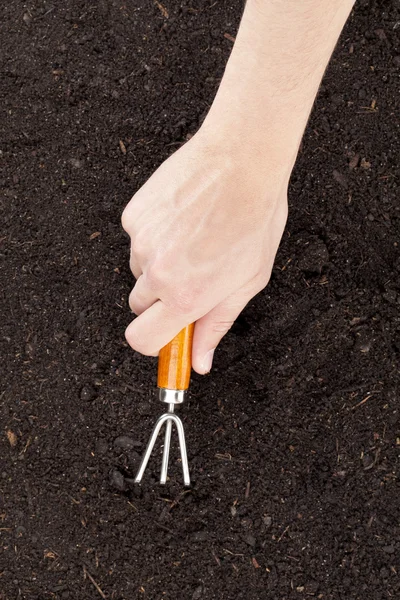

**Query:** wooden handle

left=157, top=324, right=194, bottom=391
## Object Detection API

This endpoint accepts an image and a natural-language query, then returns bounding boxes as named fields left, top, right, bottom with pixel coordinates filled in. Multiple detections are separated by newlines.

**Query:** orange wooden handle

left=157, top=324, right=194, bottom=391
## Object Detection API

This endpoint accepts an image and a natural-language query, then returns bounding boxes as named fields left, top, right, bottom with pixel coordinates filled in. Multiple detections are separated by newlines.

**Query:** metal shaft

left=160, top=404, right=174, bottom=484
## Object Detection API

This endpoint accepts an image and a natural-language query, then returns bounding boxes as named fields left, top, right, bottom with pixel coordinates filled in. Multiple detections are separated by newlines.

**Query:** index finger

left=125, top=300, right=195, bottom=356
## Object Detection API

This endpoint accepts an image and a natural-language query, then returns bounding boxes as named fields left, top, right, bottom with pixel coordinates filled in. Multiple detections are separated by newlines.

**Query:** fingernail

left=202, top=349, right=215, bottom=374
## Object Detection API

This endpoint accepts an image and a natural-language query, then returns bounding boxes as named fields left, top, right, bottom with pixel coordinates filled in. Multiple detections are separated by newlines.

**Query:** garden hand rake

left=135, top=324, right=194, bottom=486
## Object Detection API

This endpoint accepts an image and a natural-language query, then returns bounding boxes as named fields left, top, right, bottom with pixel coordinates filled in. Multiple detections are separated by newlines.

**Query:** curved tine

left=160, top=418, right=173, bottom=485
left=135, top=413, right=172, bottom=483
left=173, top=414, right=191, bottom=487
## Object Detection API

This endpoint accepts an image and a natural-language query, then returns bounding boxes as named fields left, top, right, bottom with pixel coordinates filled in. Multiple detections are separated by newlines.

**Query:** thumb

left=191, top=291, right=251, bottom=375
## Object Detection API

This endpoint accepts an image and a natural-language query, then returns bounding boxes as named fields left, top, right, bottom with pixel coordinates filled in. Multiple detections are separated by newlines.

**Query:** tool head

left=134, top=395, right=190, bottom=487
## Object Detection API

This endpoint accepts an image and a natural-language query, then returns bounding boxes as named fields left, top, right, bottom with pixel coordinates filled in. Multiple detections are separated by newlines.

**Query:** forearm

left=202, top=0, right=355, bottom=174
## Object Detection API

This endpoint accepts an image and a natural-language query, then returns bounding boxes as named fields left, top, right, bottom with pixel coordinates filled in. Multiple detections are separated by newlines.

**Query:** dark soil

left=1, top=1, right=399, bottom=599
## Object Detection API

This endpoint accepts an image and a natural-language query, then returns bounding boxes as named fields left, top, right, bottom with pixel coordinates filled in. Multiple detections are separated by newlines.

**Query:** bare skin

left=122, top=0, right=356, bottom=374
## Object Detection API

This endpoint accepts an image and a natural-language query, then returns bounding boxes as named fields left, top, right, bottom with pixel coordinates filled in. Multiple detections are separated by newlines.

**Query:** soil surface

left=1, top=1, right=399, bottom=599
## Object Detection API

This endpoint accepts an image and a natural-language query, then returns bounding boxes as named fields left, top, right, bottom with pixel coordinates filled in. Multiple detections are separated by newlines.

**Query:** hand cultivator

left=135, top=324, right=194, bottom=486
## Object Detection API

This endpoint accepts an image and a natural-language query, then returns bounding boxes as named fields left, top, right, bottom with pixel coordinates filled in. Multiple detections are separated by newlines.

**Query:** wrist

left=192, top=118, right=291, bottom=212
left=199, top=98, right=302, bottom=186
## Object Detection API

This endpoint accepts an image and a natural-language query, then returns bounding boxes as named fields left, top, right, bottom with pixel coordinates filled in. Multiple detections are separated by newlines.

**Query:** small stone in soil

left=244, top=533, right=256, bottom=547
left=333, top=169, right=348, bottom=188
left=69, top=158, right=83, bottom=169
left=80, top=385, right=97, bottom=401
left=380, top=567, right=390, bottom=579
left=383, top=289, right=397, bottom=304
left=263, top=515, right=272, bottom=528
left=349, top=153, right=360, bottom=170
left=110, top=469, right=126, bottom=492
left=298, top=238, right=330, bottom=274
left=23, top=12, right=32, bottom=26
left=192, top=585, right=203, bottom=599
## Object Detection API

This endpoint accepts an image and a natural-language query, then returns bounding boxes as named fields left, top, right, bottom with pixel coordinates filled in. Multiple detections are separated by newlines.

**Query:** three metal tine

left=135, top=390, right=190, bottom=486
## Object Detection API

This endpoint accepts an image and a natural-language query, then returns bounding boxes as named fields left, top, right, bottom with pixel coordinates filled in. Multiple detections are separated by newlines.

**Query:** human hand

left=121, top=128, right=289, bottom=375
left=121, top=0, right=356, bottom=374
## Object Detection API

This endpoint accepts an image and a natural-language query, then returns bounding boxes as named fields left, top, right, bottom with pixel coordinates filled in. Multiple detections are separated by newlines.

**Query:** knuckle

left=169, top=288, right=197, bottom=315
left=146, top=262, right=165, bottom=290
left=121, top=193, right=142, bottom=233
left=121, top=206, right=132, bottom=233
left=121, top=213, right=128, bottom=233
left=131, top=232, right=147, bottom=261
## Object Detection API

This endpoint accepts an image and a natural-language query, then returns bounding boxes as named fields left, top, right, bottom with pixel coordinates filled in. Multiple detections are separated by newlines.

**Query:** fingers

left=125, top=300, right=193, bottom=357
left=126, top=276, right=268, bottom=369
left=191, top=293, right=250, bottom=375
left=129, top=275, right=159, bottom=315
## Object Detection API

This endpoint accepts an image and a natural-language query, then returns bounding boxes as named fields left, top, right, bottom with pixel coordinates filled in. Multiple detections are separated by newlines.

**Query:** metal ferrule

left=159, top=388, right=186, bottom=405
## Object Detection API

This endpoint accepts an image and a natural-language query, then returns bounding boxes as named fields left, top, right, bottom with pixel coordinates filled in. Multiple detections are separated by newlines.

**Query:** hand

left=121, top=128, right=288, bottom=375
left=121, top=0, right=355, bottom=375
